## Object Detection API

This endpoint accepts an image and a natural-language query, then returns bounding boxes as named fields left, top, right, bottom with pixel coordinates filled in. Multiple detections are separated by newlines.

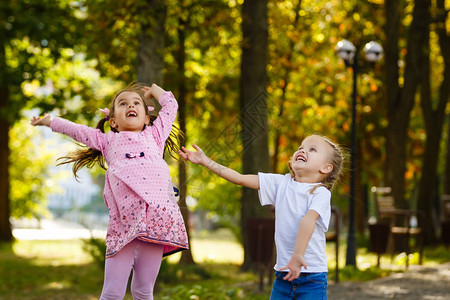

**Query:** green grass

left=156, top=262, right=270, bottom=300
left=1, top=230, right=449, bottom=299
left=0, top=240, right=101, bottom=299
left=167, top=229, right=244, bottom=264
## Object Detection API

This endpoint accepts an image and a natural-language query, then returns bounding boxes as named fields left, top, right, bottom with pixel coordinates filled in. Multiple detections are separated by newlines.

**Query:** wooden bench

left=372, top=187, right=424, bottom=267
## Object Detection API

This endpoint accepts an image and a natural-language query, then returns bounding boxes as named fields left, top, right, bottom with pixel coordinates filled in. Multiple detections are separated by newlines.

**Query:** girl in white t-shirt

left=179, top=134, right=344, bottom=300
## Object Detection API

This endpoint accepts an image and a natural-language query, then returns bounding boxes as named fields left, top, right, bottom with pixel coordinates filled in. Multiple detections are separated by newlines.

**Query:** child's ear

left=109, top=118, right=117, bottom=129
left=145, top=115, right=150, bottom=125
left=320, top=163, right=333, bottom=174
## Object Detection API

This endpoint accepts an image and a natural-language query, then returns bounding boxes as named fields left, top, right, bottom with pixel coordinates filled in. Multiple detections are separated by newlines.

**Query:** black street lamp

left=336, top=39, right=383, bottom=266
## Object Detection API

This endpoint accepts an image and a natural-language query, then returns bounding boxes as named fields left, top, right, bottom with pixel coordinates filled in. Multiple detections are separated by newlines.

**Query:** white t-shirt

left=258, top=173, right=331, bottom=272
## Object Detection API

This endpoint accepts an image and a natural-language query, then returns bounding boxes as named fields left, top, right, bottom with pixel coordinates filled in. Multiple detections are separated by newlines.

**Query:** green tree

left=9, top=120, right=57, bottom=220
left=0, top=0, right=85, bottom=240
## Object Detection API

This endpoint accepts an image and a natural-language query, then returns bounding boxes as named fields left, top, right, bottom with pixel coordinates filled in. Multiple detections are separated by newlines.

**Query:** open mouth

left=126, top=111, right=137, bottom=117
left=296, top=155, right=306, bottom=162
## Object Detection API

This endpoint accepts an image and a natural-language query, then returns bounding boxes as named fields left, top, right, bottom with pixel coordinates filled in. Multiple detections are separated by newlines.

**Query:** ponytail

left=164, top=123, right=184, bottom=160
left=57, top=118, right=108, bottom=179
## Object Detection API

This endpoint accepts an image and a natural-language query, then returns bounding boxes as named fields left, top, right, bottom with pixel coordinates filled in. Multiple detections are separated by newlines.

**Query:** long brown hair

left=57, top=83, right=184, bottom=178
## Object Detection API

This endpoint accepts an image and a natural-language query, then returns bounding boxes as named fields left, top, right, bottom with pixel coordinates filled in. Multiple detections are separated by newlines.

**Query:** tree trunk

left=438, top=0, right=450, bottom=197
left=417, top=0, right=449, bottom=244
left=0, top=29, right=12, bottom=241
left=137, top=0, right=166, bottom=85
left=384, top=0, right=406, bottom=209
left=444, top=117, right=450, bottom=195
left=240, top=0, right=270, bottom=270
left=0, top=85, right=12, bottom=241
left=384, top=0, right=430, bottom=209
left=176, top=13, right=195, bottom=265
left=417, top=125, right=446, bottom=244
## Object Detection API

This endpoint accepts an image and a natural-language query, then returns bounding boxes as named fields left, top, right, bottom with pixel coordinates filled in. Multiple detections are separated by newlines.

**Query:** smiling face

left=109, top=91, right=150, bottom=132
left=290, top=135, right=334, bottom=183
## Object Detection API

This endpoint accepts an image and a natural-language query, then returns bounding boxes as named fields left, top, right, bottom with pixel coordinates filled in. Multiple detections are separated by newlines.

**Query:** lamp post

left=336, top=39, right=383, bottom=266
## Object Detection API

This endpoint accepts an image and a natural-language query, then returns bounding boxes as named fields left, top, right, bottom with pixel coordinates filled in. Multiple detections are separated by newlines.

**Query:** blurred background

left=1, top=0, right=449, bottom=299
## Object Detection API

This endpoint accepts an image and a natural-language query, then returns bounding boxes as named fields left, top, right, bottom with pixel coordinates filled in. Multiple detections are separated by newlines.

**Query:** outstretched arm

left=31, top=114, right=107, bottom=152
left=179, top=144, right=259, bottom=190
left=279, top=210, right=319, bottom=281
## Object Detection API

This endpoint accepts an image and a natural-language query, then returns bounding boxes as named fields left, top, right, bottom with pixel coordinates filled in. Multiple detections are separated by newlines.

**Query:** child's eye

left=120, top=102, right=126, bottom=106
left=310, top=147, right=317, bottom=152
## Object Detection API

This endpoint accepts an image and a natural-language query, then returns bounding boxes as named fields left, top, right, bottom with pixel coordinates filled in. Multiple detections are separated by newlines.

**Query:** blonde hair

left=57, top=82, right=183, bottom=178
left=288, top=134, right=344, bottom=194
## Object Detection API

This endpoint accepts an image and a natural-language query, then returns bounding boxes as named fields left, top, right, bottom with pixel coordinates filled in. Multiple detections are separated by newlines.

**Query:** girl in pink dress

left=31, top=83, right=188, bottom=300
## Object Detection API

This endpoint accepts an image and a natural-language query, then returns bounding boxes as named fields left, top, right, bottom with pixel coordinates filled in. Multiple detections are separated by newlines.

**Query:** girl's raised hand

left=30, top=113, right=51, bottom=127
left=179, top=144, right=208, bottom=165
left=141, top=84, right=164, bottom=100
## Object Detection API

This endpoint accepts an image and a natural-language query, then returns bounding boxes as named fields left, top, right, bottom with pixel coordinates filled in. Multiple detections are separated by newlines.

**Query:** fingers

left=192, top=144, right=204, bottom=154
left=30, top=116, right=42, bottom=126
left=283, top=270, right=300, bottom=282
left=283, top=273, right=292, bottom=281
left=180, top=146, right=191, bottom=154
left=180, top=145, right=202, bottom=155
left=279, top=265, right=301, bottom=282
left=179, top=146, right=197, bottom=161
left=141, top=86, right=152, bottom=98
left=178, top=150, right=186, bottom=159
left=30, top=113, right=51, bottom=126
left=141, top=84, right=159, bottom=98
left=178, top=147, right=189, bottom=159
left=142, top=90, right=151, bottom=98
left=279, top=266, right=292, bottom=281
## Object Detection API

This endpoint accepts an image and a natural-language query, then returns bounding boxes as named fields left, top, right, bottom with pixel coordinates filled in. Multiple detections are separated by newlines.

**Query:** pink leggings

left=100, top=239, right=164, bottom=300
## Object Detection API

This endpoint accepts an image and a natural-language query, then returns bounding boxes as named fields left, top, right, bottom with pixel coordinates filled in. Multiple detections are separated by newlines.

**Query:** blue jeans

left=270, top=271, right=327, bottom=300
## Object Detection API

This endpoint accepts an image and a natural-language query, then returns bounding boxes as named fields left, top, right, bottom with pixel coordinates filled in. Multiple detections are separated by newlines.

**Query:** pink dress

left=50, top=92, right=188, bottom=258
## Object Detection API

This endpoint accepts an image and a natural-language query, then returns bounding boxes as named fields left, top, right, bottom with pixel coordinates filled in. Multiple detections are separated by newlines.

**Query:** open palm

left=179, top=145, right=208, bottom=165
left=30, top=113, right=51, bottom=127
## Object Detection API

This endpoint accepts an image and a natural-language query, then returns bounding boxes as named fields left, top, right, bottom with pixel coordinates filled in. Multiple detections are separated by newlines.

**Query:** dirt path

left=327, top=262, right=450, bottom=299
